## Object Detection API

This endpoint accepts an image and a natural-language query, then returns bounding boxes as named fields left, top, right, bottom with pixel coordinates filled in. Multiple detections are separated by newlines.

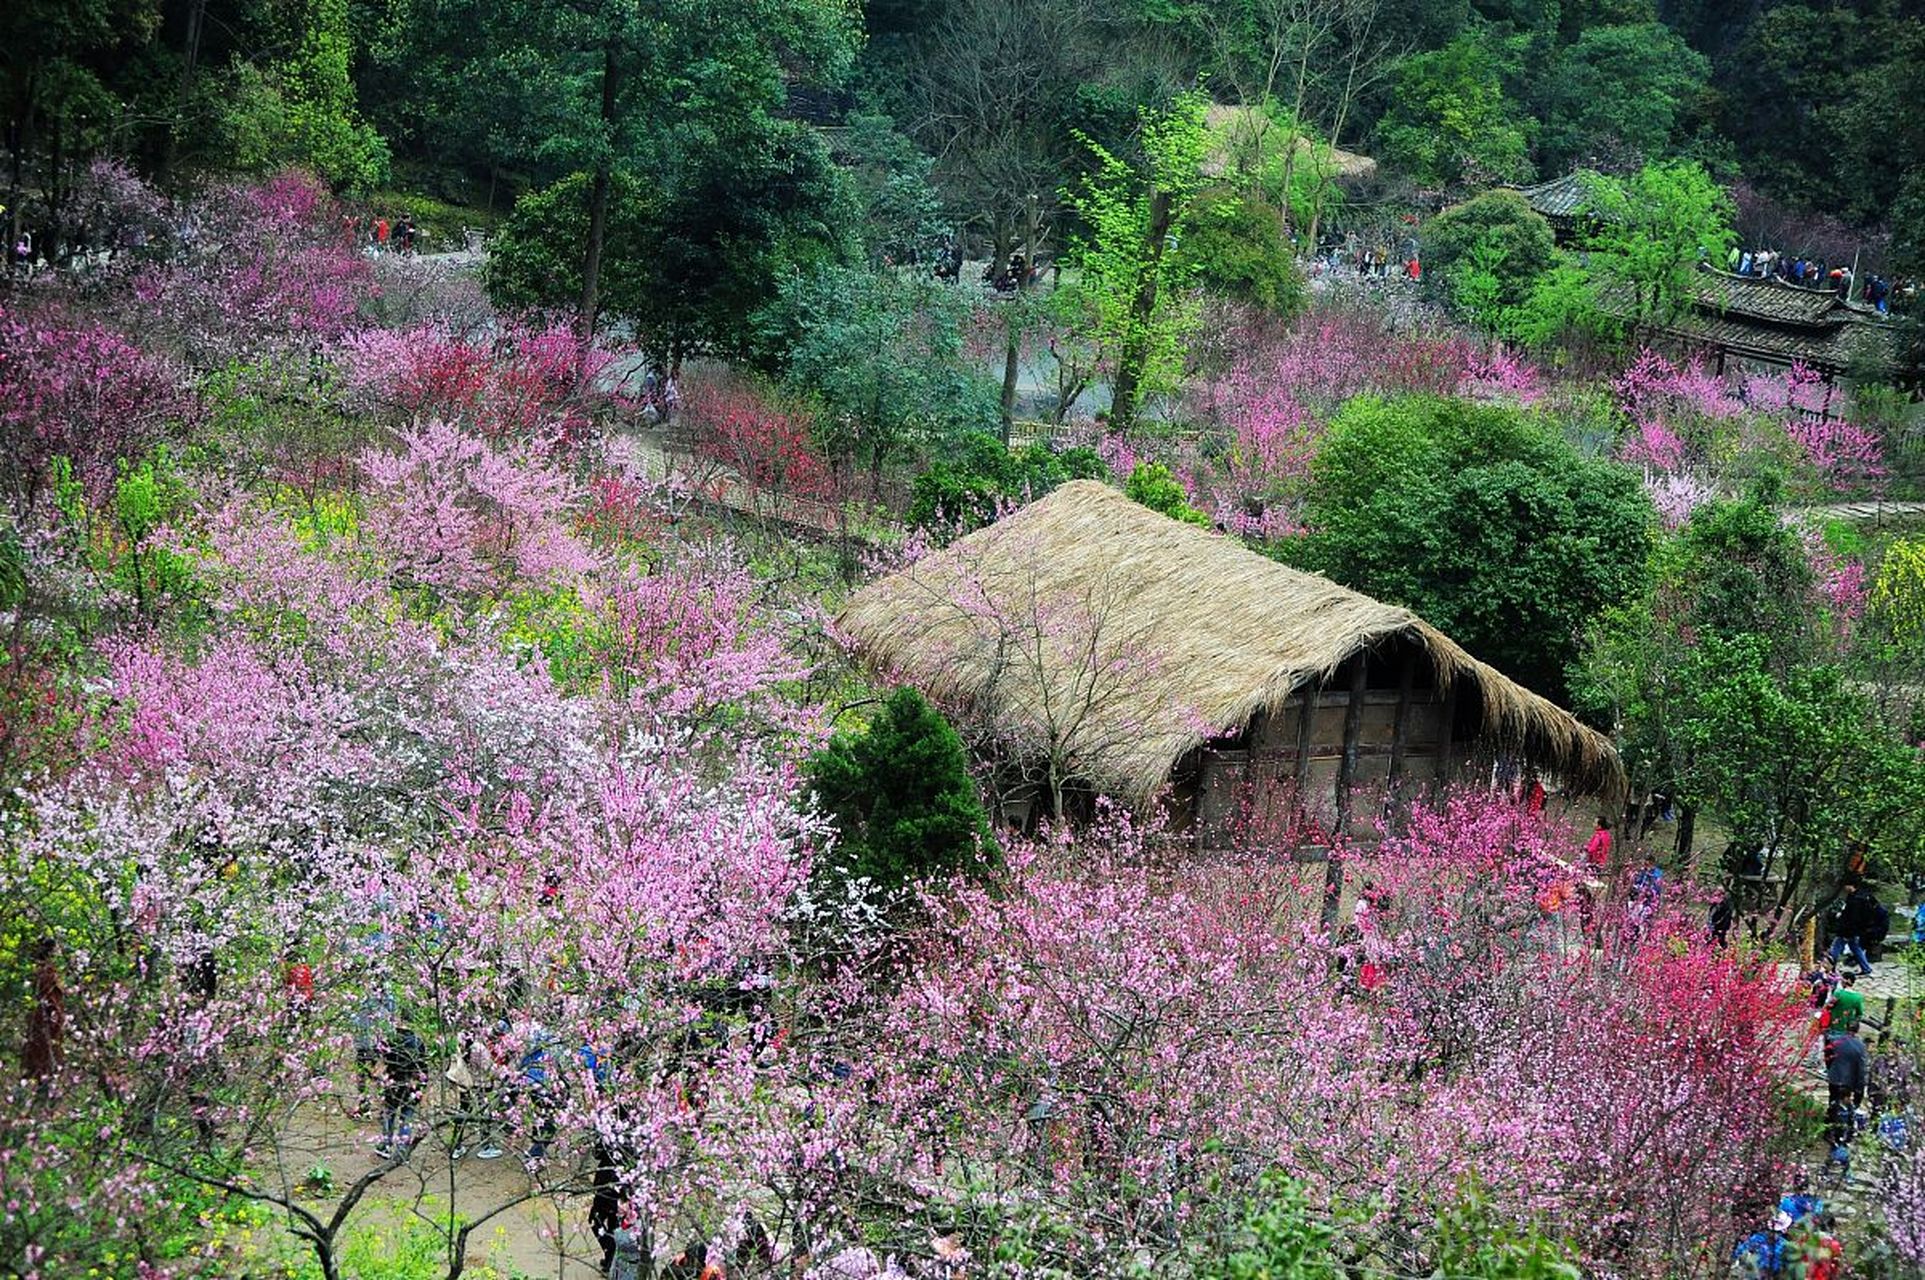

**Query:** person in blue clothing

left=1732, top=1211, right=1791, bottom=1276
left=1778, top=1174, right=1823, bottom=1226
left=518, top=1028, right=557, bottom=1162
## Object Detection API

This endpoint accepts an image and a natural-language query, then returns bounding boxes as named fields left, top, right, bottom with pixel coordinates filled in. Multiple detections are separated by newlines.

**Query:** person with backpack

left=1824, top=1030, right=1868, bottom=1148
left=1829, top=882, right=1880, bottom=976
left=1826, top=971, right=1866, bottom=1035
left=378, top=1023, right=429, bottom=1159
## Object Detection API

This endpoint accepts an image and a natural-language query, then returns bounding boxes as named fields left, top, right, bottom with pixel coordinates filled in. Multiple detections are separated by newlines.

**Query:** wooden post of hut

left=1434, top=675, right=1460, bottom=788
left=1293, top=682, right=1318, bottom=799
left=1324, top=656, right=1370, bottom=926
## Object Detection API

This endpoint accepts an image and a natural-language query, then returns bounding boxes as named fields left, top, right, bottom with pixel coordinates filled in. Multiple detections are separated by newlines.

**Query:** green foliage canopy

left=1578, top=160, right=1734, bottom=332
left=1062, top=90, right=1211, bottom=432
left=1420, top=190, right=1556, bottom=324
left=1124, top=462, right=1210, bottom=527
left=1173, top=188, right=1306, bottom=316
left=1539, top=23, right=1709, bottom=172
left=759, top=265, right=1000, bottom=487
left=1293, top=395, right=1653, bottom=701
left=1375, top=34, right=1534, bottom=189
left=908, top=432, right=1107, bottom=535
left=487, top=135, right=854, bottom=366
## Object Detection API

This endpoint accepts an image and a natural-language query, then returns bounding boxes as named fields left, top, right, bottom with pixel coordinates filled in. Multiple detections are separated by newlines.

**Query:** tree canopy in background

left=1374, top=34, right=1534, bottom=189
left=1537, top=23, right=1708, bottom=173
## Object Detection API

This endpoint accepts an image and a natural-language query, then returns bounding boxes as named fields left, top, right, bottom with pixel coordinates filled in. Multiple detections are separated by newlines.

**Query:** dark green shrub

left=809, top=687, right=994, bottom=896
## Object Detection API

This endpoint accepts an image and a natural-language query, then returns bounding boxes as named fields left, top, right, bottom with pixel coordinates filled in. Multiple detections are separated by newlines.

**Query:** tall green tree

left=1374, top=33, right=1533, bottom=189
left=1062, top=90, right=1210, bottom=434
left=1537, top=23, right=1708, bottom=173
left=224, top=0, right=388, bottom=191
left=1173, top=187, right=1306, bottom=316
left=1572, top=493, right=1822, bottom=862
left=1420, top=189, right=1555, bottom=325
left=1579, top=159, right=1734, bottom=335
left=1670, top=636, right=1925, bottom=908
left=1292, top=394, right=1653, bottom=702
left=2, top=0, right=160, bottom=256
left=489, top=128, right=855, bottom=367
left=757, top=264, right=999, bottom=493
left=464, top=0, right=857, bottom=335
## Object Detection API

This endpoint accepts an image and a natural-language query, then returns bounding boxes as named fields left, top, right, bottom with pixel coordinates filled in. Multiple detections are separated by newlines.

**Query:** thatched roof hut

left=1201, top=104, right=1378, bottom=184
left=838, top=482, right=1622, bottom=820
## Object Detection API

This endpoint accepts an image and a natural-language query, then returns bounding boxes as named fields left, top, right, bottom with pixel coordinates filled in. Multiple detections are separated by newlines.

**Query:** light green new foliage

left=1125, top=462, right=1211, bottom=527
left=1451, top=238, right=1511, bottom=334
left=1063, top=90, right=1211, bottom=431
left=225, top=0, right=388, bottom=191
left=1579, top=160, right=1735, bottom=332
left=1872, top=539, right=1925, bottom=655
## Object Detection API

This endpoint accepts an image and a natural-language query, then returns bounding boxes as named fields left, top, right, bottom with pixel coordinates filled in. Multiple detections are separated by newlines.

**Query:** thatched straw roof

left=1201, top=104, right=1378, bottom=182
left=837, top=481, right=1622, bottom=803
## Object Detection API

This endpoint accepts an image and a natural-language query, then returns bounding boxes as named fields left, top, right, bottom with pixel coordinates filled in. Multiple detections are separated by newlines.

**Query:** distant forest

left=5, top=0, right=1921, bottom=271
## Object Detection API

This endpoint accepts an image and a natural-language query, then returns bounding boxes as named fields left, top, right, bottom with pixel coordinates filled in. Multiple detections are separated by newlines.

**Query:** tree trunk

left=578, top=41, right=622, bottom=341
left=1000, top=324, right=1020, bottom=444
left=1673, top=805, right=1695, bottom=863
left=1110, top=189, right=1174, bottom=434
left=161, top=0, right=208, bottom=188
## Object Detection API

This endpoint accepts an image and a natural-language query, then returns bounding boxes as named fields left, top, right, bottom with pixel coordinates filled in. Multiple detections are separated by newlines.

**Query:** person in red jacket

left=1584, top=816, right=1613, bottom=870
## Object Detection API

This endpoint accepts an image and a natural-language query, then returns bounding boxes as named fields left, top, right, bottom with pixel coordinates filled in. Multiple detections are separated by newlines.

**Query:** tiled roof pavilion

left=1503, top=173, right=1901, bottom=377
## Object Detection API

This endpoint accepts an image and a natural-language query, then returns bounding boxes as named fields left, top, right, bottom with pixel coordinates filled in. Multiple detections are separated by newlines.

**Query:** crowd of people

left=1727, top=879, right=1923, bottom=1275
left=1721, top=245, right=1915, bottom=315
left=342, top=212, right=423, bottom=255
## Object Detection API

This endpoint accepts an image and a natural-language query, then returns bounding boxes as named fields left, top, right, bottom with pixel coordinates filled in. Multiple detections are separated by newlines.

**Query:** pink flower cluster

left=0, top=301, right=197, bottom=508
left=333, top=321, right=624, bottom=451
left=1613, top=349, right=1886, bottom=508
left=129, top=171, right=373, bottom=360
left=359, top=418, right=600, bottom=597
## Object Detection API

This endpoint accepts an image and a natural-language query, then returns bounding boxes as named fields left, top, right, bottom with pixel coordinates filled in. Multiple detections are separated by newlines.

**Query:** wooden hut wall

left=1189, top=641, right=1461, bottom=843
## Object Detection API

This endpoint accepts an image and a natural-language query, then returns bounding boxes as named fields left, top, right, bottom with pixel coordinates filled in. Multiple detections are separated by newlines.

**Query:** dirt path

left=268, top=1093, right=604, bottom=1279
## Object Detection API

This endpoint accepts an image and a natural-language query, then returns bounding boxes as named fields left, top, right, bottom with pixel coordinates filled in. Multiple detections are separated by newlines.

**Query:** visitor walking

left=590, top=1142, right=629, bottom=1272
left=1732, top=1211, right=1790, bottom=1277
left=1823, top=1030, right=1867, bottom=1148
left=1869, top=1034, right=1914, bottom=1115
left=1584, top=816, right=1613, bottom=871
left=1828, top=883, right=1880, bottom=976
left=21, top=938, right=64, bottom=1081
left=378, top=1023, right=429, bottom=1159
left=348, top=987, right=394, bottom=1118
left=445, top=1033, right=492, bottom=1158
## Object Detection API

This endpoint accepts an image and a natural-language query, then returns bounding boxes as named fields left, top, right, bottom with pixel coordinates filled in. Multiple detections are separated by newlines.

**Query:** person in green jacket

left=1828, top=971, right=1866, bottom=1036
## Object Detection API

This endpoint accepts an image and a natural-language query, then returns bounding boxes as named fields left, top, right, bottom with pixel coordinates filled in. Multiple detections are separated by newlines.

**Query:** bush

left=1421, top=191, right=1557, bottom=322
left=908, top=432, right=1107, bottom=535
left=1290, top=395, right=1653, bottom=701
left=1125, top=462, right=1211, bottom=527
left=809, top=687, right=994, bottom=897
left=1176, top=188, right=1306, bottom=316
